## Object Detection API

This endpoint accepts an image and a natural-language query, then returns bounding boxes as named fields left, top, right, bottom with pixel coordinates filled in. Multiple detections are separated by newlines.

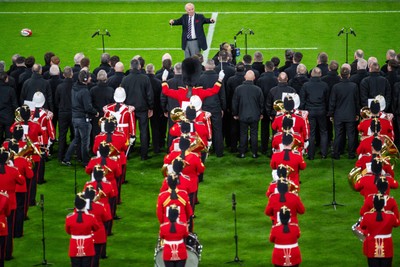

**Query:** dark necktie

left=187, top=16, right=192, bottom=39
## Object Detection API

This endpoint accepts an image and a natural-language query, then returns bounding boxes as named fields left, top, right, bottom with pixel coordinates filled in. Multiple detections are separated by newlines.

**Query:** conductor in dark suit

left=169, top=3, right=215, bottom=58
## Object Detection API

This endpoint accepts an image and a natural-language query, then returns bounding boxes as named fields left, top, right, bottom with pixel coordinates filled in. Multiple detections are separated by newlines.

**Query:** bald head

left=245, top=70, right=255, bottom=81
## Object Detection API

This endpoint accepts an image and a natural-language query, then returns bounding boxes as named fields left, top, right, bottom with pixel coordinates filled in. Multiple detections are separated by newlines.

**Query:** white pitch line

left=1, top=10, right=400, bottom=15
left=203, top=12, right=218, bottom=63
left=98, top=47, right=318, bottom=51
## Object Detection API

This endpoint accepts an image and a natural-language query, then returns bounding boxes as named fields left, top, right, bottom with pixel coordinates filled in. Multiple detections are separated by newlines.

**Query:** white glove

left=162, top=69, right=169, bottom=81
left=129, top=135, right=136, bottom=145
left=218, top=70, right=225, bottom=81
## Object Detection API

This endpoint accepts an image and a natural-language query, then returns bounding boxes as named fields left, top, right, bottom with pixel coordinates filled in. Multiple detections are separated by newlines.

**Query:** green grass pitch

left=1, top=1, right=400, bottom=266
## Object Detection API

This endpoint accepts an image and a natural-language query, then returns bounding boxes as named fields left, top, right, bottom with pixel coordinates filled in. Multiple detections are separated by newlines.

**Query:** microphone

left=350, top=28, right=356, bottom=37
left=337, top=28, right=344, bottom=36
left=105, top=29, right=111, bottom=37
left=91, top=30, right=100, bottom=38
left=236, top=29, right=243, bottom=36
left=249, top=29, right=255, bottom=35
left=232, top=193, right=236, bottom=211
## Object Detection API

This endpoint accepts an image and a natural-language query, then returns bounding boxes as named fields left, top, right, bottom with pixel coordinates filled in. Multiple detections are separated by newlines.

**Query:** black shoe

left=252, top=153, right=259, bottom=158
left=237, top=153, right=245, bottom=158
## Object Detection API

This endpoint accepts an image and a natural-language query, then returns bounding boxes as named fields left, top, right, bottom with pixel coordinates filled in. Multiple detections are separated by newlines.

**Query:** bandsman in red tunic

left=265, top=178, right=305, bottom=225
left=355, top=159, right=398, bottom=199
left=7, top=139, right=34, bottom=238
left=270, top=133, right=306, bottom=187
left=360, top=195, right=400, bottom=267
left=65, top=193, right=99, bottom=267
left=0, top=147, right=24, bottom=260
left=159, top=206, right=189, bottom=267
left=83, top=186, right=112, bottom=267
left=0, top=190, right=10, bottom=267
left=360, top=178, right=399, bottom=219
left=269, top=206, right=302, bottom=267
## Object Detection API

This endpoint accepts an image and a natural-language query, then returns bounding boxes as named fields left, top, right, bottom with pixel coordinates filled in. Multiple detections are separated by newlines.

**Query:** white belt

left=71, top=235, right=92, bottom=240
left=163, top=239, right=184, bottom=245
left=375, top=234, right=392, bottom=239
left=118, top=123, right=128, bottom=127
left=274, top=243, right=298, bottom=249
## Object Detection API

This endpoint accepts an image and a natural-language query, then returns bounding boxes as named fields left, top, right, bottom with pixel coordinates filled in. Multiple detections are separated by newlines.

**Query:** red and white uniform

left=30, top=108, right=55, bottom=146
left=354, top=174, right=398, bottom=199
left=65, top=211, right=99, bottom=257
left=360, top=210, right=400, bottom=258
left=157, top=189, right=193, bottom=224
left=103, top=103, right=136, bottom=139
left=159, top=221, right=189, bottom=261
left=0, top=165, right=24, bottom=210
left=269, top=223, right=302, bottom=266
left=358, top=117, right=394, bottom=140
left=360, top=194, right=399, bottom=219
left=272, top=113, right=309, bottom=141
left=93, top=132, right=128, bottom=165
left=356, top=154, right=394, bottom=178
left=265, top=192, right=305, bottom=225
left=0, top=192, right=10, bottom=236
left=87, top=201, right=112, bottom=244
left=162, top=82, right=222, bottom=108
left=270, top=150, right=306, bottom=186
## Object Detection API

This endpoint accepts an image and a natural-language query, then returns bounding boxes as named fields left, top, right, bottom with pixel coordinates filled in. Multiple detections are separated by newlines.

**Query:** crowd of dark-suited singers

left=1, top=12, right=400, bottom=267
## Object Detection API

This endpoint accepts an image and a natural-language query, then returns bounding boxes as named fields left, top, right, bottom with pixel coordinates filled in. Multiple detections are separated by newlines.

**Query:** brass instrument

left=360, top=106, right=371, bottom=119
left=348, top=167, right=368, bottom=190
left=170, top=107, right=187, bottom=122
left=273, top=100, right=285, bottom=113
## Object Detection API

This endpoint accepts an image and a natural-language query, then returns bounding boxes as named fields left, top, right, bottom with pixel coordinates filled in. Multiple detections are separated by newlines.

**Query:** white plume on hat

left=32, top=91, right=45, bottom=107
left=114, top=87, right=126, bottom=103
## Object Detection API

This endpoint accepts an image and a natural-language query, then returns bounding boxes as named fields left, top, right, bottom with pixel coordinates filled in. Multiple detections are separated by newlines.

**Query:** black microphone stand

left=323, top=152, right=344, bottom=210
left=92, top=29, right=111, bottom=53
left=34, top=194, right=52, bottom=266
left=226, top=193, right=243, bottom=265
left=338, top=27, right=356, bottom=63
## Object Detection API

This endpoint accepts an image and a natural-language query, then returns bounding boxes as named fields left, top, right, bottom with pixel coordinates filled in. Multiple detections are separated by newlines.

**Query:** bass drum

left=154, top=233, right=203, bottom=267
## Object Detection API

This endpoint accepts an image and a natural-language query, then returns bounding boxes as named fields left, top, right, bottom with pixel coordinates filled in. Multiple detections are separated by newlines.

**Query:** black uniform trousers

left=135, top=111, right=150, bottom=158
left=260, top=113, right=271, bottom=154
left=58, top=112, right=74, bottom=161
left=239, top=120, right=259, bottom=155
left=333, top=120, right=356, bottom=158
left=210, top=112, right=224, bottom=157
left=308, top=111, right=328, bottom=158
left=70, top=256, right=93, bottom=267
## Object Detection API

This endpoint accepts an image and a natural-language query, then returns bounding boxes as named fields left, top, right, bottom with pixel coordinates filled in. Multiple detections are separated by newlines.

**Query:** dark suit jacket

left=172, top=13, right=213, bottom=51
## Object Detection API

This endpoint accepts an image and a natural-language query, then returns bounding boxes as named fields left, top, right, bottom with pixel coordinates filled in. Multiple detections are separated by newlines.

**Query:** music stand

left=34, top=194, right=52, bottom=266
left=92, top=29, right=111, bottom=53
left=226, top=193, right=243, bottom=265
left=323, top=155, right=344, bottom=210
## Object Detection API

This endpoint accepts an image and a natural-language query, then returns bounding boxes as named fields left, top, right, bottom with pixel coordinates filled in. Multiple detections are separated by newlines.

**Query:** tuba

left=273, top=100, right=285, bottom=114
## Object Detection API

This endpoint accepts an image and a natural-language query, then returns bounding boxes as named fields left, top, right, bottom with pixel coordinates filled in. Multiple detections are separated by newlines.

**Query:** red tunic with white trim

left=103, top=103, right=136, bottom=139
left=354, top=174, right=398, bottom=199
left=360, top=210, right=400, bottom=258
left=159, top=221, right=189, bottom=261
left=265, top=192, right=305, bottom=225
left=269, top=223, right=302, bottom=266
left=0, top=191, right=11, bottom=236
left=157, top=189, right=193, bottom=224
left=65, top=211, right=99, bottom=257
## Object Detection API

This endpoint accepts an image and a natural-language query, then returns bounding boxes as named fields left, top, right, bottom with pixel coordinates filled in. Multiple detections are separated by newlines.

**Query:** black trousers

left=210, top=111, right=224, bottom=156
left=333, top=120, right=356, bottom=158
left=239, top=120, right=258, bottom=155
left=260, top=114, right=271, bottom=154
left=70, top=256, right=93, bottom=267
left=308, top=112, right=328, bottom=158
left=164, top=260, right=186, bottom=267
left=14, top=192, right=26, bottom=238
left=136, top=111, right=150, bottom=157
left=367, top=257, right=392, bottom=267
left=58, top=112, right=73, bottom=161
